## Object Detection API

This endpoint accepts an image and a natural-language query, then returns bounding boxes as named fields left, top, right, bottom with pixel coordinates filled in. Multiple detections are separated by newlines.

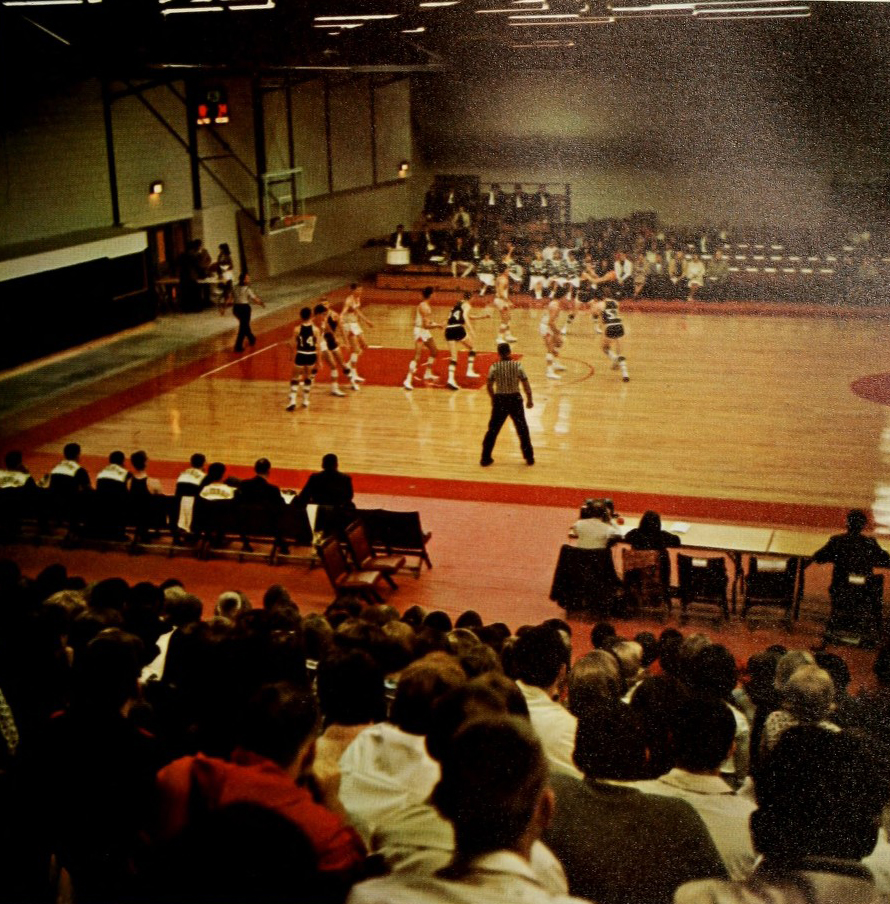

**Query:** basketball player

left=443, top=291, right=491, bottom=390
left=341, top=283, right=373, bottom=382
left=403, top=286, right=442, bottom=390
left=597, top=294, right=629, bottom=382
left=286, top=307, right=320, bottom=410
left=493, top=265, right=518, bottom=344
left=540, top=294, right=567, bottom=380
left=313, top=302, right=359, bottom=397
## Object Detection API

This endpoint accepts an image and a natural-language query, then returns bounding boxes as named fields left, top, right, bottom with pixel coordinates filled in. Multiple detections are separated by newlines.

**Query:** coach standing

left=480, top=342, right=535, bottom=467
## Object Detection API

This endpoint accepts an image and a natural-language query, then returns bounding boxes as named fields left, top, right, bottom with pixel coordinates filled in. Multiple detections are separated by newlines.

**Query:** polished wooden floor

left=3, top=292, right=889, bottom=525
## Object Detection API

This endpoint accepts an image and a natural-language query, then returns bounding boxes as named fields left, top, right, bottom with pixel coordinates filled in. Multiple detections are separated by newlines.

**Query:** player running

left=403, top=286, right=442, bottom=390
left=444, top=291, right=491, bottom=390
left=597, top=295, right=629, bottom=382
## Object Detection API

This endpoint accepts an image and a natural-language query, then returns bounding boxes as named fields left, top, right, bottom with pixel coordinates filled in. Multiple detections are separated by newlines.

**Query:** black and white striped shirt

left=487, top=358, right=527, bottom=395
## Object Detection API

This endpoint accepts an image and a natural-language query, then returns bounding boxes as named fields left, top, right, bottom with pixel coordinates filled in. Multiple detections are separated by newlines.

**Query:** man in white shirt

left=348, top=716, right=588, bottom=904
left=630, top=697, right=757, bottom=880
left=338, top=653, right=465, bottom=844
left=513, top=625, right=581, bottom=778
left=569, top=499, right=621, bottom=550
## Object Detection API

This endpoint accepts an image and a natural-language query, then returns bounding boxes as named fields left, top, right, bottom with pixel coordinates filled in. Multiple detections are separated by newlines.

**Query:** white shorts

left=539, top=319, right=552, bottom=338
left=478, top=273, right=496, bottom=287
left=344, top=322, right=363, bottom=337
left=494, top=297, right=510, bottom=312
left=413, top=327, right=433, bottom=343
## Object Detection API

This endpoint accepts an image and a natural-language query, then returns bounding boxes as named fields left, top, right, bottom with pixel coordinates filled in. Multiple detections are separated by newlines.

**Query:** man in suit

left=236, top=458, right=287, bottom=554
left=298, top=453, right=355, bottom=536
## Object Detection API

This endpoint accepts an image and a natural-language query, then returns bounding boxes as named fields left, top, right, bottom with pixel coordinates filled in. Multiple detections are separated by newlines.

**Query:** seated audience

left=760, top=663, right=839, bottom=756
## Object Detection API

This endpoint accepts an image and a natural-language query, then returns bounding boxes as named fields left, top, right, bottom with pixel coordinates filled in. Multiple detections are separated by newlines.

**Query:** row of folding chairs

left=549, top=546, right=808, bottom=627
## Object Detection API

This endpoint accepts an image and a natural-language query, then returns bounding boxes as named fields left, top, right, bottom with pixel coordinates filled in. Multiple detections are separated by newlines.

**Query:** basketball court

left=2, top=262, right=890, bottom=662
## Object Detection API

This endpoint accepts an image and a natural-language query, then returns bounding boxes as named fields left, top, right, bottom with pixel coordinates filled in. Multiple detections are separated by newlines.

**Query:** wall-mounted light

left=398, top=160, right=410, bottom=179
left=149, top=180, right=164, bottom=196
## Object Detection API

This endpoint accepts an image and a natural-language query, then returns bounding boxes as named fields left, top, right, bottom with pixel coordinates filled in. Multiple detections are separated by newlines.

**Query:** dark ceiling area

left=1, top=0, right=889, bottom=80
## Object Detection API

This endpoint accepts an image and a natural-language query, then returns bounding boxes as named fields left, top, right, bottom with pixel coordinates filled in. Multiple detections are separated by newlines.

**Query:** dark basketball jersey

left=295, top=323, right=317, bottom=361
left=602, top=301, right=625, bottom=339
left=447, top=302, right=466, bottom=329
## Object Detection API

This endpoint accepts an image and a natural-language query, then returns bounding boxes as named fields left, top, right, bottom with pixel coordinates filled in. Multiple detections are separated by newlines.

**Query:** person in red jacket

left=155, top=681, right=366, bottom=897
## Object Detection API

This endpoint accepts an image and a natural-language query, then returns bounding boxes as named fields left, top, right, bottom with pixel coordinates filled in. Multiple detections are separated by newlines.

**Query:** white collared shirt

left=338, top=722, right=441, bottom=845
left=348, top=850, right=589, bottom=904
left=630, top=768, right=756, bottom=880
left=517, top=682, right=581, bottom=779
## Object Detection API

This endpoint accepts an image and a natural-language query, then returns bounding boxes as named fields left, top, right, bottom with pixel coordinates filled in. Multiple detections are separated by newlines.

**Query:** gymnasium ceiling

left=1, top=0, right=889, bottom=78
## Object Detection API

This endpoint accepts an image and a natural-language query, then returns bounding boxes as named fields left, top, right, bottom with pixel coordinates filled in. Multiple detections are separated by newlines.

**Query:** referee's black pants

left=481, top=392, right=534, bottom=464
left=233, top=303, right=255, bottom=351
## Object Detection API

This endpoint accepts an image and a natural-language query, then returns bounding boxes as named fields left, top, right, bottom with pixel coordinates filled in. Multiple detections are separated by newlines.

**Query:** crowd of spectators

left=399, top=182, right=890, bottom=306
left=3, top=555, right=890, bottom=904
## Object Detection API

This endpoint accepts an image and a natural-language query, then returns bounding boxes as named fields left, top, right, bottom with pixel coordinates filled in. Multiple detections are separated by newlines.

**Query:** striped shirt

left=487, top=358, right=527, bottom=394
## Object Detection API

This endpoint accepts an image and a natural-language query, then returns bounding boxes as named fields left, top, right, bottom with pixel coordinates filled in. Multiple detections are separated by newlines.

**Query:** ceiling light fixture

left=418, top=1, right=460, bottom=6
left=696, top=9, right=810, bottom=16
left=314, top=13, right=399, bottom=20
left=509, top=11, right=580, bottom=17
left=509, top=15, right=614, bottom=22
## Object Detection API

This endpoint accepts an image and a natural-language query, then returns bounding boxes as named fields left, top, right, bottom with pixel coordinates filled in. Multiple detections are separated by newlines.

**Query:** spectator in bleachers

left=704, top=248, right=731, bottom=300
left=668, top=249, right=688, bottom=298
left=349, top=716, right=586, bottom=904
left=26, top=628, right=160, bottom=904
left=389, top=224, right=408, bottom=250
left=338, top=652, right=466, bottom=845
left=632, top=696, right=757, bottom=880
left=675, top=726, right=890, bottom=904
left=476, top=249, right=498, bottom=295
left=683, top=643, right=750, bottom=787
left=156, top=681, right=367, bottom=900
left=685, top=251, right=706, bottom=301
left=314, top=648, right=385, bottom=793
left=760, top=664, right=839, bottom=757
left=544, top=703, right=727, bottom=904
left=449, top=234, right=475, bottom=279
left=513, top=624, right=580, bottom=778
left=567, top=650, right=624, bottom=714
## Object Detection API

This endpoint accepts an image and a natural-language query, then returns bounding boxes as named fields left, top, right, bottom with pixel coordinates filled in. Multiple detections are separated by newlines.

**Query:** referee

left=480, top=342, right=535, bottom=466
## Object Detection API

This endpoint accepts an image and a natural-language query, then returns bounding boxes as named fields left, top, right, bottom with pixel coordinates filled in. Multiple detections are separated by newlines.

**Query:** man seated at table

left=810, top=508, right=890, bottom=648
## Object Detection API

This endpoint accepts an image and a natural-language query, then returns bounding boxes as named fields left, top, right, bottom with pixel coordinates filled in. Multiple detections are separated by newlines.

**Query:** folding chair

left=826, top=573, right=884, bottom=647
left=742, top=556, right=798, bottom=629
left=317, top=535, right=385, bottom=603
left=622, top=548, right=671, bottom=620
left=344, top=519, right=406, bottom=589
left=677, top=553, right=730, bottom=623
left=378, top=510, right=433, bottom=576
